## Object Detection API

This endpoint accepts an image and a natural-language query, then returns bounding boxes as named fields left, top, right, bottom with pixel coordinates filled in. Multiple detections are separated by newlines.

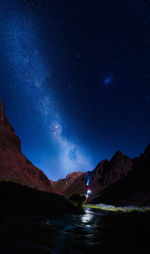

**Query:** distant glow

left=87, top=189, right=91, bottom=194
left=104, top=76, right=113, bottom=86
left=50, top=119, right=93, bottom=174
left=86, top=172, right=91, bottom=186
left=86, top=179, right=90, bottom=186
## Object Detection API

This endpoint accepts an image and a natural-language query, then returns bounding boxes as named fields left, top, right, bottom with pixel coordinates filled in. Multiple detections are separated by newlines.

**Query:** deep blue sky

left=0, top=0, right=150, bottom=180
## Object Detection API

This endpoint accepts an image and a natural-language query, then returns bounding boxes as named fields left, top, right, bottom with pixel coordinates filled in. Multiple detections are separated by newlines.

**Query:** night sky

left=0, top=0, right=150, bottom=180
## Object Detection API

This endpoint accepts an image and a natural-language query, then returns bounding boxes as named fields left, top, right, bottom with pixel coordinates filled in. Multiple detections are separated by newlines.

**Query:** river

left=3, top=207, right=150, bottom=254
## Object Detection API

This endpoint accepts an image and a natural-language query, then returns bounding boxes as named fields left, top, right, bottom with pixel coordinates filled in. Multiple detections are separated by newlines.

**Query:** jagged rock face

left=63, top=172, right=88, bottom=197
left=54, top=151, right=133, bottom=199
left=88, top=152, right=133, bottom=202
left=53, top=172, right=85, bottom=197
left=91, top=152, right=132, bottom=190
left=0, top=101, right=54, bottom=193
left=0, top=102, right=21, bottom=152
left=49, top=179, right=56, bottom=186
left=54, top=144, right=150, bottom=205
left=90, top=144, right=150, bottom=205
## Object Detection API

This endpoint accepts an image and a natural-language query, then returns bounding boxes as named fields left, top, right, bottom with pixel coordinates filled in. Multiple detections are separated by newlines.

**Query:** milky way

left=1, top=1, right=150, bottom=180
left=0, top=4, right=93, bottom=179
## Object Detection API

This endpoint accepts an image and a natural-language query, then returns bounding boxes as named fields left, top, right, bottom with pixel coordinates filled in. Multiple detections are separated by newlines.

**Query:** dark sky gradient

left=0, top=0, right=150, bottom=180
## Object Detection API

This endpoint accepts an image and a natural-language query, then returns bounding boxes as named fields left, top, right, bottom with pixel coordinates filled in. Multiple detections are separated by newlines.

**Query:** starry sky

left=0, top=0, right=150, bottom=180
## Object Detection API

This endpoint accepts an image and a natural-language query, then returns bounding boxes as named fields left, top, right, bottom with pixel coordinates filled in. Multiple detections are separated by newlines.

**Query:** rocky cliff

left=91, top=144, right=150, bottom=205
left=54, top=150, right=133, bottom=200
left=54, top=143, right=150, bottom=205
left=0, top=101, right=54, bottom=192
left=53, top=171, right=89, bottom=198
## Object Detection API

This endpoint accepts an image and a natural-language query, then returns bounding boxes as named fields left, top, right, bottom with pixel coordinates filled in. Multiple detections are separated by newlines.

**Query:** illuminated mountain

left=54, top=144, right=150, bottom=205
left=54, top=151, right=133, bottom=199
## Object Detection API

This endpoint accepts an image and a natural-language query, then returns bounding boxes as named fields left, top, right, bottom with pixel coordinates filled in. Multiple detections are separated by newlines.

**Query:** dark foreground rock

left=0, top=182, right=82, bottom=253
left=0, top=182, right=80, bottom=217
left=69, top=194, right=87, bottom=207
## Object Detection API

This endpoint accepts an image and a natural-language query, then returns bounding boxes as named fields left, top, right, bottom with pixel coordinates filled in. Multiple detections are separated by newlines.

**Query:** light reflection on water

left=29, top=207, right=149, bottom=254
left=81, top=208, right=93, bottom=224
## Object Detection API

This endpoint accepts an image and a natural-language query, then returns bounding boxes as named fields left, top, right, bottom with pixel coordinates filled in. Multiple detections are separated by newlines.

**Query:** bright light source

left=87, top=189, right=91, bottom=194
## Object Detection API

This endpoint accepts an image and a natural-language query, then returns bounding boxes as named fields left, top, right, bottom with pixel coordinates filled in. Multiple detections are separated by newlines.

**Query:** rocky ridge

left=54, top=150, right=133, bottom=201
left=0, top=101, right=54, bottom=193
